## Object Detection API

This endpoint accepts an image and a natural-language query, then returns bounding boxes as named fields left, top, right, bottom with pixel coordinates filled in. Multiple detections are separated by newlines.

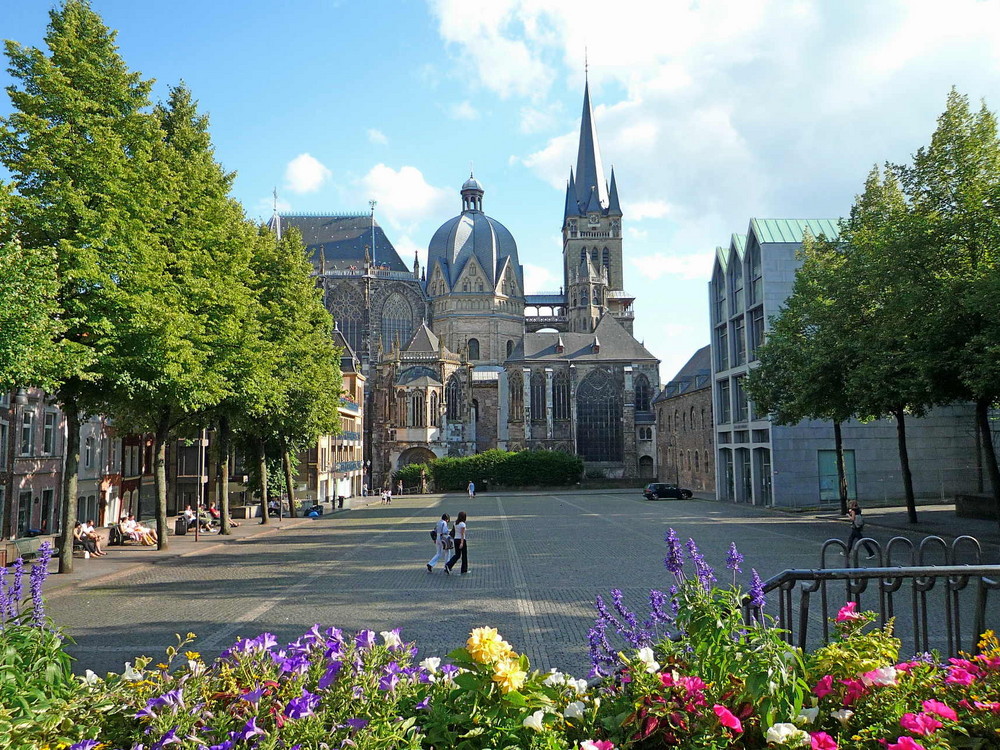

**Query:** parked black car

left=642, top=482, right=693, bottom=500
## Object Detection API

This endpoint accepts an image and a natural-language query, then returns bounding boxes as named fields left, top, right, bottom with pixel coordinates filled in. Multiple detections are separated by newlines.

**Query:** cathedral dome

left=426, top=176, right=523, bottom=290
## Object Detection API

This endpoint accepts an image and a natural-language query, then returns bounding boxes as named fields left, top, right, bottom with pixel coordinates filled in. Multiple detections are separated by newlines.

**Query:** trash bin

left=337, top=496, right=345, bottom=509
left=174, top=516, right=187, bottom=536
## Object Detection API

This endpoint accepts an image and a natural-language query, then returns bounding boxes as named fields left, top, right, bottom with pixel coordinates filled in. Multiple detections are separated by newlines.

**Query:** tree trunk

left=217, top=415, right=232, bottom=535
left=894, top=405, right=918, bottom=523
left=976, top=398, right=1000, bottom=534
left=834, top=420, right=848, bottom=516
left=57, top=400, right=81, bottom=574
left=154, top=415, right=170, bottom=550
left=258, top=437, right=269, bottom=524
left=283, top=446, right=297, bottom=518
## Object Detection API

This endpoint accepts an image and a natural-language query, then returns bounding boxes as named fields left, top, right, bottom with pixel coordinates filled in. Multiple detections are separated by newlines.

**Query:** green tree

left=1, top=0, right=169, bottom=571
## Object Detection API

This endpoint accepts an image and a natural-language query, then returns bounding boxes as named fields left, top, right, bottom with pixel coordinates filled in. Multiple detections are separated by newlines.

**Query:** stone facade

left=654, top=346, right=715, bottom=492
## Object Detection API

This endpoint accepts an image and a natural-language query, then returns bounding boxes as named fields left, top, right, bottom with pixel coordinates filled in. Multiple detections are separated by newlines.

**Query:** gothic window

left=576, top=368, right=623, bottom=462
left=430, top=391, right=440, bottom=426
left=472, top=398, right=479, bottom=423
left=590, top=247, right=598, bottom=263
left=381, top=293, right=413, bottom=351
left=530, top=371, right=545, bottom=421
left=446, top=374, right=463, bottom=421
left=553, top=369, right=570, bottom=421
left=695, top=451, right=700, bottom=471
left=690, top=406, right=696, bottom=428
left=468, top=338, right=480, bottom=360
left=634, top=374, right=652, bottom=412
left=580, top=248, right=586, bottom=264
left=410, top=392, right=425, bottom=427
left=509, top=370, right=523, bottom=418
left=463, top=282, right=469, bottom=292
left=329, top=282, right=365, bottom=359
left=602, top=247, right=610, bottom=270
left=506, top=340, right=513, bottom=357
left=593, top=290, right=599, bottom=305
left=395, top=392, right=407, bottom=425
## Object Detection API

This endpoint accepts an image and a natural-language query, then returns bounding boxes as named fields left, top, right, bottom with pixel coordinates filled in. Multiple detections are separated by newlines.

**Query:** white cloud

left=393, top=234, right=426, bottom=272
left=629, top=251, right=715, bottom=282
left=627, top=227, right=648, bottom=240
left=449, top=101, right=480, bottom=120
left=284, top=153, right=332, bottom=194
left=368, top=129, right=388, bottom=145
left=359, top=164, right=452, bottom=232
left=521, top=261, right=559, bottom=294
left=519, top=102, right=561, bottom=133
left=624, top=200, right=671, bottom=221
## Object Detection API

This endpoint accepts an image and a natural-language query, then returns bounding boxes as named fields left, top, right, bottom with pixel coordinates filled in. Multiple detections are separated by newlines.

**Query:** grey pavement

left=36, top=490, right=1000, bottom=681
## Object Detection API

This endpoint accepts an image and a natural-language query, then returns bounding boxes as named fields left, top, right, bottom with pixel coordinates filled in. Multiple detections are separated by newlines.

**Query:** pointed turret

left=564, top=169, right=578, bottom=221
left=573, top=80, right=609, bottom=212
left=608, top=167, right=622, bottom=216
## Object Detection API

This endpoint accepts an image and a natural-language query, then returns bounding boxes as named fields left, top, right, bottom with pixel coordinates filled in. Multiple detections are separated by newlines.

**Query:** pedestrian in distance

left=846, top=499, right=877, bottom=559
left=426, top=513, right=451, bottom=572
left=397, top=479, right=403, bottom=496
left=468, top=480, right=475, bottom=499
left=444, top=510, right=469, bottom=575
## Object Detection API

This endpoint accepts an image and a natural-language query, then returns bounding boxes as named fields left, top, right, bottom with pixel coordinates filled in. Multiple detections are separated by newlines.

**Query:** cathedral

left=272, top=82, right=660, bottom=490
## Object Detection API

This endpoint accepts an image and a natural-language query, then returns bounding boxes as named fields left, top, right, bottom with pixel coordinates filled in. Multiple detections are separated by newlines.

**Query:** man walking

left=468, top=480, right=475, bottom=498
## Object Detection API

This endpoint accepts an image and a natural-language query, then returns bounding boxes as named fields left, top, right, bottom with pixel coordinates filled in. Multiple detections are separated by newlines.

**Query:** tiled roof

left=274, top=214, right=409, bottom=273
left=404, top=323, right=439, bottom=353
left=511, top=314, right=658, bottom=364
left=654, top=345, right=711, bottom=401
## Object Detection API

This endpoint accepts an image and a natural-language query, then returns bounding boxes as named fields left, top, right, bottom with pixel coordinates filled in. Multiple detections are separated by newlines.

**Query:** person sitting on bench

left=73, top=521, right=102, bottom=558
left=80, top=519, right=108, bottom=556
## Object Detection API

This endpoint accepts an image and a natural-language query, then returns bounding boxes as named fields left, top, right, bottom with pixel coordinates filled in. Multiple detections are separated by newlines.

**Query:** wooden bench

left=12, top=536, right=43, bottom=561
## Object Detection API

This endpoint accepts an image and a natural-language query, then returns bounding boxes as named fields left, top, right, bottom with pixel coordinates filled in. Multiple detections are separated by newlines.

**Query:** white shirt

left=435, top=519, right=449, bottom=541
left=454, top=521, right=467, bottom=541
left=81, top=522, right=96, bottom=535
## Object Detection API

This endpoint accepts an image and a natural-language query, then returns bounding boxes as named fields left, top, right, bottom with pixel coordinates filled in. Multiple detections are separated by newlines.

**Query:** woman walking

left=445, top=510, right=469, bottom=575
left=426, top=513, right=451, bottom=572
left=846, top=500, right=877, bottom=559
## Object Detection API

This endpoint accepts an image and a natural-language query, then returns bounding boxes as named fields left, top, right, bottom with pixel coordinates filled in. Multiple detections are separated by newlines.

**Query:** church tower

left=562, top=80, right=634, bottom=334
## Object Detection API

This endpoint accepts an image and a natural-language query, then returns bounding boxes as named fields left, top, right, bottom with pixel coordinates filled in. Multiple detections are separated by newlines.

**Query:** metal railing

left=745, top=535, right=1000, bottom=658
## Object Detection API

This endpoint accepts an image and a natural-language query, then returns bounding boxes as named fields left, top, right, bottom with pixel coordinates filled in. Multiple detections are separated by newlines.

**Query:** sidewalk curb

left=45, top=517, right=315, bottom=598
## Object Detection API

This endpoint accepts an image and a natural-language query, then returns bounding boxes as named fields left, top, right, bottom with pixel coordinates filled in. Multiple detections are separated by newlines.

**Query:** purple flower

left=726, top=542, right=743, bottom=573
left=415, top=696, right=431, bottom=710
left=318, top=660, right=343, bottom=690
left=276, top=653, right=311, bottom=675
left=686, top=538, right=716, bottom=590
left=29, top=542, right=53, bottom=627
left=664, top=528, right=684, bottom=577
left=379, top=672, right=400, bottom=691
left=352, top=685, right=365, bottom=699
left=233, top=717, right=267, bottom=742
left=355, top=629, right=376, bottom=650
left=284, top=688, right=320, bottom=720
left=240, top=686, right=265, bottom=703
left=440, top=664, right=460, bottom=680
left=150, top=727, right=182, bottom=749
left=346, top=718, right=369, bottom=731
left=207, top=741, right=235, bottom=750
left=748, top=568, right=766, bottom=610
left=69, top=741, right=101, bottom=750
left=137, top=688, right=185, bottom=718
left=0, top=564, right=9, bottom=623
left=587, top=617, right=616, bottom=677
left=9, top=558, right=24, bottom=619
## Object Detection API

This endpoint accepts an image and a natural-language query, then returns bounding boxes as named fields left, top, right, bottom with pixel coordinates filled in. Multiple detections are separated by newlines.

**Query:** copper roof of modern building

left=750, top=218, right=840, bottom=244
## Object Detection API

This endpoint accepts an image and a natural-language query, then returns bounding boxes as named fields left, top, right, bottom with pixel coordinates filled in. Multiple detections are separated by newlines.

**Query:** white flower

left=563, top=701, right=586, bottom=720
left=81, top=669, right=99, bottom=686
left=830, top=708, right=854, bottom=727
left=636, top=647, right=660, bottom=674
left=568, top=677, right=589, bottom=696
left=861, top=666, right=898, bottom=687
left=543, top=669, right=566, bottom=687
left=523, top=710, right=546, bottom=732
left=381, top=630, right=403, bottom=650
left=581, top=742, right=607, bottom=750
left=121, top=662, right=143, bottom=681
left=765, top=722, right=809, bottom=746
left=795, top=706, right=819, bottom=724
left=187, top=659, right=205, bottom=676
left=420, top=657, right=441, bottom=673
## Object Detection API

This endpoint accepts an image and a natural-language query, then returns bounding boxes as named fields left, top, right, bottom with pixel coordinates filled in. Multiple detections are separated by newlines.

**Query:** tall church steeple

left=571, top=79, right=609, bottom=214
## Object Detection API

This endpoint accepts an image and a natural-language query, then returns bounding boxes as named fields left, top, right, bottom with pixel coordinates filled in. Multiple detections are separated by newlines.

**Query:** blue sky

left=4, top=0, right=1000, bottom=382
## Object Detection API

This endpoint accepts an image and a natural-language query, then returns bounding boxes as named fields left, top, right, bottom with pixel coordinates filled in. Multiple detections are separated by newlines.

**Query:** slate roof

left=426, top=206, right=523, bottom=289
left=510, top=314, right=658, bottom=364
left=396, top=366, right=442, bottom=387
left=567, top=80, right=609, bottom=217
left=404, top=322, right=440, bottom=353
left=331, top=326, right=359, bottom=373
left=272, top=214, right=409, bottom=273
left=654, top=345, right=711, bottom=402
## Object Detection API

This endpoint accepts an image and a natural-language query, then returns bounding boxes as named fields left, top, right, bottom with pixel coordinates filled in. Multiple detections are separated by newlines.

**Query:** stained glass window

left=576, top=368, right=623, bottom=461
left=430, top=392, right=440, bottom=426
left=381, top=293, right=413, bottom=350
left=634, top=374, right=652, bottom=412
left=553, top=369, right=570, bottom=420
left=530, top=371, right=545, bottom=421
left=446, top=374, right=463, bottom=421
left=508, top=370, right=523, bottom=419
left=329, top=282, right=366, bottom=359
left=468, top=338, right=480, bottom=360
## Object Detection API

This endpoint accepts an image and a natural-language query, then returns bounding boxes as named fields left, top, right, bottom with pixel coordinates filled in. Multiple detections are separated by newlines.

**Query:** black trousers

left=847, top=526, right=876, bottom=556
left=446, top=540, right=468, bottom=573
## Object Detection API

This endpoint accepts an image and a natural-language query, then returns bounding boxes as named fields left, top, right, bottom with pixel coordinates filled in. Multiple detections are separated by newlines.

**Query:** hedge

left=393, top=449, right=583, bottom=491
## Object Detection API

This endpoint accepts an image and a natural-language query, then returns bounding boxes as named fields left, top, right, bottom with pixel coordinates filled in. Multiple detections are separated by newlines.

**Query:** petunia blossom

left=813, top=674, right=834, bottom=698
left=523, top=710, right=545, bottom=732
left=861, top=666, right=898, bottom=687
left=921, top=699, right=957, bottom=721
left=713, top=704, right=743, bottom=732
left=899, top=712, right=942, bottom=736
left=580, top=742, right=615, bottom=750
left=887, top=738, right=925, bottom=750
left=836, top=602, right=862, bottom=622
left=564, top=701, right=586, bottom=720
left=811, top=732, right=838, bottom=750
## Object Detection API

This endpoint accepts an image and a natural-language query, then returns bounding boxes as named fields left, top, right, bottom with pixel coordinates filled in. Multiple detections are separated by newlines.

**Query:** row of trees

left=0, top=1, right=344, bottom=572
left=394, top=449, right=585, bottom=491
left=746, top=89, right=1000, bottom=525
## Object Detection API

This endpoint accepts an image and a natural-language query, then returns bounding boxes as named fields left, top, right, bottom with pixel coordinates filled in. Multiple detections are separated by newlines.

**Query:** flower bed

left=2, top=539, right=999, bottom=749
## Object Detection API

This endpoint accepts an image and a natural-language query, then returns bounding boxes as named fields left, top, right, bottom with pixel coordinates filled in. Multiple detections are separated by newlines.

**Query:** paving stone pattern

left=44, top=493, right=1000, bottom=679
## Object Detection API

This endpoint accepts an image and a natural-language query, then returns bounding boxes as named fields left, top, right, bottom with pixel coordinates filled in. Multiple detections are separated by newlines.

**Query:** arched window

left=329, top=282, right=366, bottom=362
left=381, top=293, right=413, bottom=351
left=634, top=374, right=652, bottom=412
left=509, top=370, right=523, bottom=418
left=553, top=369, right=571, bottom=420
left=446, top=374, right=463, bottom=421
left=690, top=406, right=696, bottom=428
left=430, top=391, right=440, bottom=426
left=590, top=247, right=598, bottom=262
left=674, top=410, right=679, bottom=431
left=395, top=392, right=407, bottom=424
left=702, top=407, right=707, bottom=429
left=410, top=392, right=425, bottom=427
left=694, top=451, right=700, bottom=471
left=468, top=338, right=480, bottom=360
left=530, top=371, right=545, bottom=420
left=682, top=412, right=687, bottom=430
left=602, top=247, right=610, bottom=270
left=477, top=282, right=483, bottom=292
left=576, top=368, right=624, bottom=461
left=506, top=339, right=513, bottom=357
left=593, top=290, right=599, bottom=305
left=580, top=248, right=587, bottom=264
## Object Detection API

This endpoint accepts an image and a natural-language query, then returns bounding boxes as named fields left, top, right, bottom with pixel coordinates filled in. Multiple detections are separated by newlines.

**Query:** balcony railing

left=335, top=431, right=361, bottom=442
left=339, top=399, right=360, bottom=413
left=744, top=535, right=1000, bottom=658
left=335, top=460, right=362, bottom=473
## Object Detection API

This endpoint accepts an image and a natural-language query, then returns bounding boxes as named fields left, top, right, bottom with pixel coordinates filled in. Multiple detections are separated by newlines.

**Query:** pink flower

left=713, top=704, right=743, bottom=732
left=921, top=699, right=957, bottom=722
left=861, top=666, right=898, bottom=687
left=580, top=742, right=615, bottom=750
left=813, top=674, right=834, bottom=698
left=839, top=678, right=866, bottom=706
left=900, top=712, right=942, bottom=736
left=836, top=602, right=862, bottom=622
left=974, top=701, right=1000, bottom=713
left=946, top=667, right=975, bottom=686
left=811, top=731, right=838, bottom=750
left=888, top=738, right=925, bottom=750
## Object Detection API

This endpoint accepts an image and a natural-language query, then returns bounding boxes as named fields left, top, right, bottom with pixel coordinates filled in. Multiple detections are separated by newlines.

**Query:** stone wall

left=656, top=386, right=715, bottom=491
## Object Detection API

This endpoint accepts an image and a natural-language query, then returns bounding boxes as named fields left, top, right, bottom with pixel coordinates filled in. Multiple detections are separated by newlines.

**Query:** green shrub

left=426, top=449, right=583, bottom=490
left=393, top=463, right=428, bottom=487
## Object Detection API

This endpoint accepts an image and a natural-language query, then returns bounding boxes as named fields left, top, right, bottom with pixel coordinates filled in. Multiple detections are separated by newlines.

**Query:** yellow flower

left=156, top=663, right=169, bottom=670
left=467, top=627, right=514, bottom=665
left=185, top=651, right=201, bottom=661
left=492, top=658, right=527, bottom=694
